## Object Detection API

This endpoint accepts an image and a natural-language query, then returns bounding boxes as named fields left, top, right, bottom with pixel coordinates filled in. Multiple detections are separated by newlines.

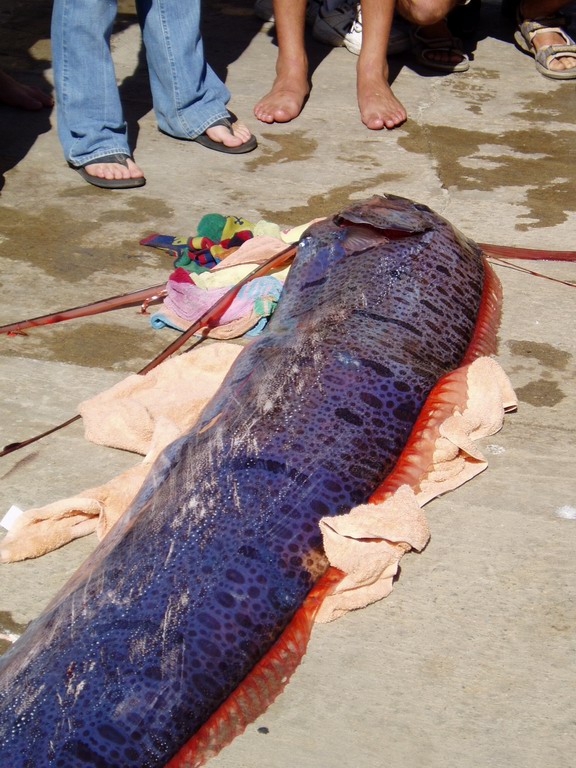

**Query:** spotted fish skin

left=0, top=195, right=485, bottom=767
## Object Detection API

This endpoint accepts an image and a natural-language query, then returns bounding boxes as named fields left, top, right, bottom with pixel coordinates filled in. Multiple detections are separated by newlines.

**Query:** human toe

left=206, top=121, right=253, bottom=148
left=87, top=159, right=144, bottom=181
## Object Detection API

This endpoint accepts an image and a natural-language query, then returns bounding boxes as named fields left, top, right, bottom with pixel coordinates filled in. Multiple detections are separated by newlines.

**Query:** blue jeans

left=52, top=0, right=231, bottom=166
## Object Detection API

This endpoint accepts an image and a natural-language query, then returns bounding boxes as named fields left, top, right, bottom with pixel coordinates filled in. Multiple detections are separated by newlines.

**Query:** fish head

left=334, top=194, right=434, bottom=237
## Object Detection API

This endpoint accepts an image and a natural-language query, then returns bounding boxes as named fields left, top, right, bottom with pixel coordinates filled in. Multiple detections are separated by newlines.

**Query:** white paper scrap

left=0, top=505, right=24, bottom=531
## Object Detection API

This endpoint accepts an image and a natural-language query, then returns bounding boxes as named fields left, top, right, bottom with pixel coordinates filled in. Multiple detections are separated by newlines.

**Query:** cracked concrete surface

left=0, top=1, right=575, bottom=767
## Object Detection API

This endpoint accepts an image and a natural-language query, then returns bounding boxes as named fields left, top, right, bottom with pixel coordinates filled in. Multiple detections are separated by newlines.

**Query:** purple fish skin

left=0, top=195, right=486, bottom=768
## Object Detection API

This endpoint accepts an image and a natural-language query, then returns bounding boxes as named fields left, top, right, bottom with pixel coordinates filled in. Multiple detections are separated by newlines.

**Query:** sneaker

left=343, top=5, right=363, bottom=54
left=343, top=7, right=412, bottom=56
left=312, top=1, right=357, bottom=47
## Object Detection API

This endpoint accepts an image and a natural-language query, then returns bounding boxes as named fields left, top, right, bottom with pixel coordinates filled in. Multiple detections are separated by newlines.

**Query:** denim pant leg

left=52, top=0, right=131, bottom=166
left=136, top=0, right=231, bottom=139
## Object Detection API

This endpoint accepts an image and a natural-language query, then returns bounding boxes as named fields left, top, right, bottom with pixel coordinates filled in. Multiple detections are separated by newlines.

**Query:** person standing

left=52, top=0, right=257, bottom=189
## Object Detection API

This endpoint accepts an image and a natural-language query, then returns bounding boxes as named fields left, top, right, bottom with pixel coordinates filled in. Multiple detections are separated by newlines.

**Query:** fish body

left=0, top=195, right=487, bottom=767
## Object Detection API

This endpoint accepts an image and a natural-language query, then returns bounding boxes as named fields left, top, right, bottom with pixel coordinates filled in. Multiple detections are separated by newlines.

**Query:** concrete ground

left=0, top=0, right=575, bottom=766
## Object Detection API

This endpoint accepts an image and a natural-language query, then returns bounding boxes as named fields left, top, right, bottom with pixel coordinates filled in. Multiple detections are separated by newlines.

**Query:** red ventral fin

left=166, top=568, right=345, bottom=768
left=479, top=243, right=576, bottom=262
left=369, top=257, right=503, bottom=505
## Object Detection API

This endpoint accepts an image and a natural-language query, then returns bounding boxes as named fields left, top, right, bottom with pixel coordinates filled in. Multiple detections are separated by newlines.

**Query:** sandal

left=514, top=12, right=576, bottom=80
left=190, top=117, right=258, bottom=154
left=70, top=153, right=146, bottom=189
left=410, top=23, right=470, bottom=73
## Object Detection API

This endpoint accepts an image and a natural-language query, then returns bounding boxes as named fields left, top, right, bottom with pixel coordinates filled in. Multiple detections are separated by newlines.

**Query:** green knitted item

left=196, top=213, right=227, bottom=242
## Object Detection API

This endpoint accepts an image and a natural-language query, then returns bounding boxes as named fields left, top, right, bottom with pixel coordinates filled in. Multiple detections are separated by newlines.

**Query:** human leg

left=51, top=0, right=144, bottom=184
left=137, top=0, right=254, bottom=149
left=398, top=0, right=469, bottom=71
left=515, top=0, right=576, bottom=77
left=356, top=0, right=407, bottom=130
left=254, top=0, right=310, bottom=123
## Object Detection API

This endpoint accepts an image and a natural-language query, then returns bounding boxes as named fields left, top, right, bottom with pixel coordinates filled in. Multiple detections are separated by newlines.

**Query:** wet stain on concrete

left=464, top=68, right=501, bottom=82
left=0, top=612, right=28, bottom=655
left=514, top=378, right=565, bottom=407
left=246, top=131, right=318, bottom=170
left=2, top=323, right=169, bottom=371
left=444, top=71, right=500, bottom=115
left=506, top=340, right=571, bottom=406
left=512, top=89, right=576, bottom=127
left=0, top=201, right=170, bottom=281
left=507, top=340, right=571, bottom=371
left=540, top=600, right=576, bottom=635
left=397, top=124, right=576, bottom=229
left=258, top=172, right=405, bottom=226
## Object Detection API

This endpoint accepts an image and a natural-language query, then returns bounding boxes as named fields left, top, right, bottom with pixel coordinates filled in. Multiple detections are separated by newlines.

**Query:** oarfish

left=0, top=194, right=499, bottom=767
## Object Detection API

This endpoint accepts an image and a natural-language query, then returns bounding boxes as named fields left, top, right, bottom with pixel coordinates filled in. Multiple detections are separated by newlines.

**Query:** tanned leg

left=254, top=0, right=310, bottom=123
left=357, top=0, right=407, bottom=130
left=399, top=0, right=466, bottom=68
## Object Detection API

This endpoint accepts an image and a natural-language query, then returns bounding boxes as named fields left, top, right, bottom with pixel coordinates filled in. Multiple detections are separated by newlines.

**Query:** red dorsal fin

left=166, top=568, right=344, bottom=768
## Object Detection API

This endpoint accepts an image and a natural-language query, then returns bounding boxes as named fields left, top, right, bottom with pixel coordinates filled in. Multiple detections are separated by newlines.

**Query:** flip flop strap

left=83, top=153, right=130, bottom=168
left=208, top=117, right=233, bottom=132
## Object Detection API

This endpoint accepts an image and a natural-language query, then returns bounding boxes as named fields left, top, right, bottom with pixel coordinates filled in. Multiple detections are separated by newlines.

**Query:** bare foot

left=0, top=70, right=53, bottom=110
left=254, top=58, right=310, bottom=123
left=357, top=65, right=407, bottom=130
left=205, top=120, right=254, bottom=148
left=530, top=28, right=576, bottom=73
left=83, top=157, right=145, bottom=182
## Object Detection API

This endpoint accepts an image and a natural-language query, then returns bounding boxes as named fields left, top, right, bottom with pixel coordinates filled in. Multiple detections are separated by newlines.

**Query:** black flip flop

left=70, top=153, right=146, bottom=189
left=191, top=118, right=258, bottom=154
